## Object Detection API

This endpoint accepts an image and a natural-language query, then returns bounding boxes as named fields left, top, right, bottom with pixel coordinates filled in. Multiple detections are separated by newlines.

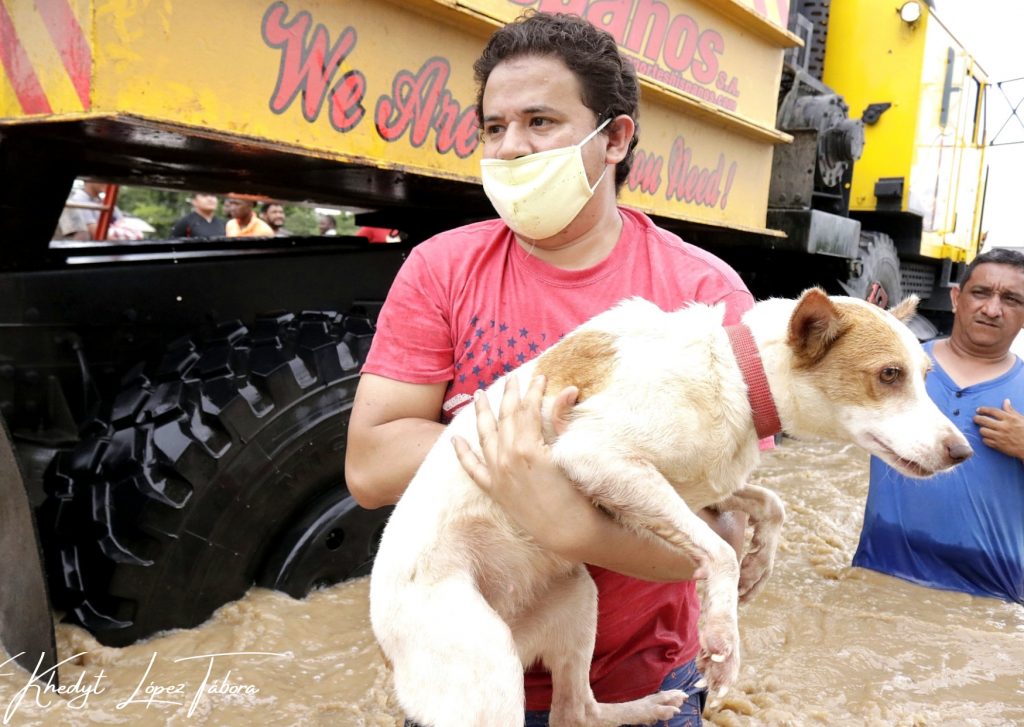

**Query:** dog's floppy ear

left=889, top=294, right=920, bottom=323
left=787, top=287, right=846, bottom=364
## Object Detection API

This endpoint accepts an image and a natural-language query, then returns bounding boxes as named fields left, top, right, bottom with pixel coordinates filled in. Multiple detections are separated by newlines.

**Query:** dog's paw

left=737, top=520, right=781, bottom=603
left=737, top=547, right=775, bottom=602
left=696, top=619, right=740, bottom=695
left=644, top=689, right=688, bottom=721
left=588, top=689, right=688, bottom=726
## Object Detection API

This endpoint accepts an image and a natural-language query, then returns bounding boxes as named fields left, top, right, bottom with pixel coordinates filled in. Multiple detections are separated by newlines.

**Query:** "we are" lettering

left=262, top=2, right=366, bottom=132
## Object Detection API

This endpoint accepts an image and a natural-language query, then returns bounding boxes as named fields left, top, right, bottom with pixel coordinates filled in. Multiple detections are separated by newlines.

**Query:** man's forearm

left=346, top=419, right=445, bottom=508
left=556, top=503, right=706, bottom=582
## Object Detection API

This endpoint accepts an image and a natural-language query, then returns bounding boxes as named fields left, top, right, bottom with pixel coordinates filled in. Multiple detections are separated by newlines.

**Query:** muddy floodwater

left=2, top=438, right=1022, bottom=726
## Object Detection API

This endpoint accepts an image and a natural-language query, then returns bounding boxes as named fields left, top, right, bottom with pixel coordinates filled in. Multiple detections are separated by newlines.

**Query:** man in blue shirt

left=854, top=248, right=1024, bottom=604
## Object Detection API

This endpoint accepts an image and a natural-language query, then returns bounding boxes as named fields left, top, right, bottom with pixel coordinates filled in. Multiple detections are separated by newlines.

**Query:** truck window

left=48, top=181, right=375, bottom=254
left=939, top=46, right=959, bottom=128
left=963, top=74, right=980, bottom=146
left=971, top=76, right=986, bottom=146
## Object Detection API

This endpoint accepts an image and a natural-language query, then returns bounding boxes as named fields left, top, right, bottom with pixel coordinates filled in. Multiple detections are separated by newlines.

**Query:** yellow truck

left=822, top=0, right=989, bottom=327
left=0, top=0, right=989, bottom=675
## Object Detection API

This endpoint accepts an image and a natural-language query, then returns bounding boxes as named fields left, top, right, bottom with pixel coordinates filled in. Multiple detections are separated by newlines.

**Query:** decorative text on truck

left=508, top=0, right=740, bottom=111
left=262, top=2, right=479, bottom=158
left=261, top=1, right=741, bottom=211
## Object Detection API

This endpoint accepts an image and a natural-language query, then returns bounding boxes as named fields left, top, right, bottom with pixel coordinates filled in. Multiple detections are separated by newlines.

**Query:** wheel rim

left=256, top=485, right=392, bottom=598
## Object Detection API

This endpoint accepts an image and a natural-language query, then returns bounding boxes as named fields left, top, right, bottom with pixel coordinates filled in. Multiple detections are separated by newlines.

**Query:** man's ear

left=949, top=285, right=960, bottom=314
left=889, top=295, right=920, bottom=323
left=787, top=287, right=846, bottom=364
left=604, top=114, right=635, bottom=165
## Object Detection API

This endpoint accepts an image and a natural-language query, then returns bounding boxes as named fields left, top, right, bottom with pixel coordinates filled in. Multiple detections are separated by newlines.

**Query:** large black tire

left=840, top=231, right=939, bottom=339
left=841, top=231, right=903, bottom=307
left=40, top=311, right=389, bottom=646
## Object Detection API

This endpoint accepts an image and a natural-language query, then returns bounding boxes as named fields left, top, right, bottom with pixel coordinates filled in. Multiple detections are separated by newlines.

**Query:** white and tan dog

left=370, top=288, right=972, bottom=727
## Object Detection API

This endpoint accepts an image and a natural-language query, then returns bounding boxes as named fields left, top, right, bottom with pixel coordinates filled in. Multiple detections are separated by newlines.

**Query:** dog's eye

left=879, top=366, right=901, bottom=384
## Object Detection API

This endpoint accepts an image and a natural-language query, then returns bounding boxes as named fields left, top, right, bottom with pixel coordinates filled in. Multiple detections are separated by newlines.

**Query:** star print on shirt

left=453, top=313, right=565, bottom=397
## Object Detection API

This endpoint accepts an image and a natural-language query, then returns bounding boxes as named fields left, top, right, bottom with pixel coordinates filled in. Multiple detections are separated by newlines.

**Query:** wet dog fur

left=370, top=288, right=972, bottom=727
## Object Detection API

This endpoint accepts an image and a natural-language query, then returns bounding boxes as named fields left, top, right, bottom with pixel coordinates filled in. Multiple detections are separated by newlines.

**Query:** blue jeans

left=404, top=658, right=707, bottom=727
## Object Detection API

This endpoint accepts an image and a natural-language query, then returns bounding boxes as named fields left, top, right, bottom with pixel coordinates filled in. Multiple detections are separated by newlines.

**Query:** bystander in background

left=318, top=213, right=338, bottom=236
left=53, top=179, right=144, bottom=240
left=260, top=202, right=291, bottom=236
left=225, top=196, right=274, bottom=237
left=171, top=193, right=227, bottom=238
left=855, top=248, right=1024, bottom=604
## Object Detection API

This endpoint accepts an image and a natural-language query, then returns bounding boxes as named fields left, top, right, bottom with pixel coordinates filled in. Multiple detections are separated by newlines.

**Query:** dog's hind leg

left=516, top=566, right=686, bottom=727
left=712, top=483, right=786, bottom=602
left=387, top=576, right=524, bottom=727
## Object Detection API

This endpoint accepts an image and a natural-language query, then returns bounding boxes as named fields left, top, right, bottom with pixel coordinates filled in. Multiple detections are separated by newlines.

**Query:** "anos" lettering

left=510, top=0, right=725, bottom=85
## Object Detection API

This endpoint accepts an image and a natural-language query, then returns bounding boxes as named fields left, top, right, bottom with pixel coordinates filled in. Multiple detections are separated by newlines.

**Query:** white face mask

left=480, top=118, right=611, bottom=240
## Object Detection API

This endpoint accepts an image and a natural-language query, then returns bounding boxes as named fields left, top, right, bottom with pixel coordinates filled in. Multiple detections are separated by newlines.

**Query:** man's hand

left=974, top=399, right=1024, bottom=459
left=452, top=375, right=594, bottom=556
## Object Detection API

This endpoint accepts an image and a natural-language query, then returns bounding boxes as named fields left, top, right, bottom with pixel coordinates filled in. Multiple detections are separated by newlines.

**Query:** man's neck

left=515, top=195, right=622, bottom=271
left=236, top=213, right=252, bottom=227
left=935, top=337, right=1016, bottom=388
left=197, top=211, right=215, bottom=223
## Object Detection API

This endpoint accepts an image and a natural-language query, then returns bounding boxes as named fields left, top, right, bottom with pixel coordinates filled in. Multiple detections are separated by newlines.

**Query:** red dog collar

left=725, top=324, right=782, bottom=439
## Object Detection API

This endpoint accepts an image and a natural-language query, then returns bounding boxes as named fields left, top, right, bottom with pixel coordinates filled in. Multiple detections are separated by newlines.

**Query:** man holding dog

left=347, top=12, right=755, bottom=725
left=855, top=248, right=1024, bottom=605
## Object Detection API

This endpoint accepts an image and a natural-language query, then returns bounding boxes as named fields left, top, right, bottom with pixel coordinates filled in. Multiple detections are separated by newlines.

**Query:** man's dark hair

left=473, top=12, right=639, bottom=190
left=959, top=248, right=1024, bottom=286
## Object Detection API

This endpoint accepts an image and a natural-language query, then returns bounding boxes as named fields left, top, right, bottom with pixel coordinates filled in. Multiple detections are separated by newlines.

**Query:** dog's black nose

left=947, top=441, right=973, bottom=463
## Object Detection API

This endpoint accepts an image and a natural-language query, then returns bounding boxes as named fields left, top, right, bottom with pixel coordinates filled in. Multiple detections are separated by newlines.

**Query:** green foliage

left=336, top=210, right=357, bottom=235
left=279, top=207, right=356, bottom=236
left=282, top=205, right=318, bottom=236
left=117, top=187, right=192, bottom=238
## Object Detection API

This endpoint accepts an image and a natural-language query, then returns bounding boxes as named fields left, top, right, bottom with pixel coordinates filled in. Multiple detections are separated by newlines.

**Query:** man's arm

left=345, top=373, right=448, bottom=508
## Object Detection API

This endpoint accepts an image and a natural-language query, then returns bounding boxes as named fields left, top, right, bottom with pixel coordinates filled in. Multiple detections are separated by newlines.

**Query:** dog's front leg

left=712, top=484, right=785, bottom=602
left=556, top=450, right=741, bottom=696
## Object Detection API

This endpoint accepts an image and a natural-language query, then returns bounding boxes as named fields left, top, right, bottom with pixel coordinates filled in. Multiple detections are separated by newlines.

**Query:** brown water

left=2, top=438, right=1021, bottom=726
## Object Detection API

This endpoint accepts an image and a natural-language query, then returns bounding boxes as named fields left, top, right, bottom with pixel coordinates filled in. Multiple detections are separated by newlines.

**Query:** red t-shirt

left=363, top=208, right=754, bottom=709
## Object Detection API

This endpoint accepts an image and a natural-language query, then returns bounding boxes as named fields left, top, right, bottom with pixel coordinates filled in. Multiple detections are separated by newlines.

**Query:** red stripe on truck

left=0, top=2, right=53, bottom=114
left=38, top=0, right=92, bottom=109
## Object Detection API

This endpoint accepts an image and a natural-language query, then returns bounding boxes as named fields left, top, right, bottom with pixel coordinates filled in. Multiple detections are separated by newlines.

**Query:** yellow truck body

left=1, top=0, right=800, bottom=235
left=823, top=0, right=988, bottom=263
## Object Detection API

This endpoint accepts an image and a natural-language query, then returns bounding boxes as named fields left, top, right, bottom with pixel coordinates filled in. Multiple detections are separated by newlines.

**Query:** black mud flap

left=0, top=418, right=56, bottom=682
